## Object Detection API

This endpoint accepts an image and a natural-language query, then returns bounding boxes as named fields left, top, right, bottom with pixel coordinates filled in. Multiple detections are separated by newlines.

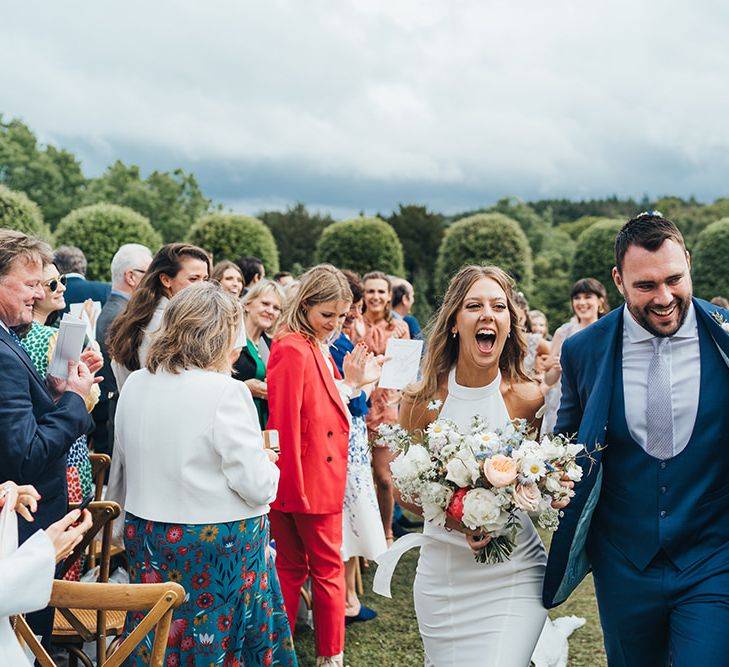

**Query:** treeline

left=3, top=114, right=729, bottom=331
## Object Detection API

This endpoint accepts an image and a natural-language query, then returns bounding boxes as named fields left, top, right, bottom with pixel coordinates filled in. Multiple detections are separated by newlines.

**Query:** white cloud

left=3, top=0, right=729, bottom=210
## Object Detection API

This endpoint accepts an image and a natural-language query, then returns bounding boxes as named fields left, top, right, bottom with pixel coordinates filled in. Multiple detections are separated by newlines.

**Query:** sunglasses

left=45, top=274, right=67, bottom=292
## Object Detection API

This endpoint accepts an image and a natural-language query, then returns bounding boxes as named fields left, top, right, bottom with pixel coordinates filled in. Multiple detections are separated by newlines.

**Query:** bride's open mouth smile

left=475, top=328, right=497, bottom=354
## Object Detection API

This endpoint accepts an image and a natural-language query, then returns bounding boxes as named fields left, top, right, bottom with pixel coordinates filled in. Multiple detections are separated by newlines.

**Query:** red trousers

left=269, top=509, right=345, bottom=657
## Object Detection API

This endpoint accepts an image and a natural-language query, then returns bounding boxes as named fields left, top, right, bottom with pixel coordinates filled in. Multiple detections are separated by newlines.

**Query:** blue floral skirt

left=124, top=512, right=297, bottom=667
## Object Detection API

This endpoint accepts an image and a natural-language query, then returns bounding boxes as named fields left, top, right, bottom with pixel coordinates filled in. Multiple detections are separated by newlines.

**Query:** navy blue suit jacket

left=63, top=276, right=112, bottom=313
left=0, top=326, right=92, bottom=539
left=542, top=298, right=729, bottom=607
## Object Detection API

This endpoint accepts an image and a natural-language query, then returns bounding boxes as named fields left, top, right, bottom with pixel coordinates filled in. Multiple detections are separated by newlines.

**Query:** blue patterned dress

left=124, top=512, right=297, bottom=667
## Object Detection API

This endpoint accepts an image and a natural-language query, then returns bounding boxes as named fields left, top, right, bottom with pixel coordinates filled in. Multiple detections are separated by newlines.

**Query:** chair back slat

left=89, top=452, right=111, bottom=501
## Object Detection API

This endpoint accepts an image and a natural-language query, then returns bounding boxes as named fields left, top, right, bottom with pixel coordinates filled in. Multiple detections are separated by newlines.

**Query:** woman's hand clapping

left=342, top=343, right=388, bottom=390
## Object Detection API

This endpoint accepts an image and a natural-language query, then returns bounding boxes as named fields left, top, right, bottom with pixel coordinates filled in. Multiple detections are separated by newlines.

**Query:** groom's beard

left=624, top=292, right=691, bottom=338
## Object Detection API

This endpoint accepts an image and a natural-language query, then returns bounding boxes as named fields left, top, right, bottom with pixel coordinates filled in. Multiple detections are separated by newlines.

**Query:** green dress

left=246, top=338, right=268, bottom=430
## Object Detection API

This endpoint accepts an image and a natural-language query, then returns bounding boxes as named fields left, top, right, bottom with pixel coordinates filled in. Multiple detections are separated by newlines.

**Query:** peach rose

left=482, top=454, right=518, bottom=488
left=512, top=483, right=542, bottom=512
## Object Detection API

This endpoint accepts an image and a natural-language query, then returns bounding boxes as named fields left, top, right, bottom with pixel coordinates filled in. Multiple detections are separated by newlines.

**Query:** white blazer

left=107, top=367, right=280, bottom=524
left=0, top=507, right=55, bottom=667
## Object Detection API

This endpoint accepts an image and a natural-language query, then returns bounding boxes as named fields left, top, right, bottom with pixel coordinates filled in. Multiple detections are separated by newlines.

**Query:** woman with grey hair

left=107, top=281, right=296, bottom=667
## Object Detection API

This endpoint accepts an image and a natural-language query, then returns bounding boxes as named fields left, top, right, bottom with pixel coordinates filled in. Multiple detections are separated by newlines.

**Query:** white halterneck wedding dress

left=377, top=367, right=549, bottom=666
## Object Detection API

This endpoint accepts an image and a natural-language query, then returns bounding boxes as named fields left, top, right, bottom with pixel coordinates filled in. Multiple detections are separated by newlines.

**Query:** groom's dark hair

left=615, top=212, right=686, bottom=274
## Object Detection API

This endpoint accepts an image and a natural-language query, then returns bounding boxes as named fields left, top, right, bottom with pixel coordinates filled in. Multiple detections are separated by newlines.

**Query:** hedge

left=315, top=217, right=405, bottom=276
left=693, top=218, right=729, bottom=300
left=55, top=203, right=162, bottom=281
left=571, top=218, right=624, bottom=310
left=0, top=184, right=52, bottom=241
left=434, top=213, right=533, bottom=295
left=187, top=213, right=279, bottom=273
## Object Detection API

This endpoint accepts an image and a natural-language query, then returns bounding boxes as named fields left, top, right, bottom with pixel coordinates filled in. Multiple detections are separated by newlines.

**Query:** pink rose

left=447, top=488, right=470, bottom=522
left=483, top=455, right=518, bottom=488
left=512, top=483, right=542, bottom=512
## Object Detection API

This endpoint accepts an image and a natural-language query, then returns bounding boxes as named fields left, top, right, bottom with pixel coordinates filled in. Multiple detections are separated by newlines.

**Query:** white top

left=0, top=510, right=55, bottom=667
left=107, top=367, right=280, bottom=524
left=111, top=297, right=168, bottom=391
left=622, top=303, right=700, bottom=457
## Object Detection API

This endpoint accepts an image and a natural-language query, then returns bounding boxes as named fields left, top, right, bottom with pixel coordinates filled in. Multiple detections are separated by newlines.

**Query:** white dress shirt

left=622, top=303, right=700, bottom=457
left=107, top=367, right=280, bottom=524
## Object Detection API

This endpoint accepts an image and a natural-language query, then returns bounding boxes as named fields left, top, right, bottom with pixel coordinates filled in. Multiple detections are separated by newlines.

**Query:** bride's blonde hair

left=406, top=265, right=529, bottom=405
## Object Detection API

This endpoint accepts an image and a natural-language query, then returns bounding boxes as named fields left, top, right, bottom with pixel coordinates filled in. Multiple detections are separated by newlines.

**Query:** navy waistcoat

left=590, top=318, right=729, bottom=571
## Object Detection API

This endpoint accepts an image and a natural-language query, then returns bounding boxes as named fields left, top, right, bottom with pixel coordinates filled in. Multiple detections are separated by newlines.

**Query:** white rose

left=445, top=450, right=481, bottom=488
left=461, top=488, right=508, bottom=532
left=544, top=473, right=563, bottom=494
left=539, top=437, right=566, bottom=460
left=421, top=499, right=447, bottom=526
left=565, top=442, right=584, bottom=458
left=565, top=462, right=584, bottom=482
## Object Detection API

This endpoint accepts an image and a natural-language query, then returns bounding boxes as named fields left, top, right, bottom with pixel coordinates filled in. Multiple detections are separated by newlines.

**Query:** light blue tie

left=646, top=337, right=674, bottom=459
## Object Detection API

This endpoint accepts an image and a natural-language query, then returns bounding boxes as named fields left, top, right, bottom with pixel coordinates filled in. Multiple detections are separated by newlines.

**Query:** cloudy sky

left=3, top=1, right=729, bottom=217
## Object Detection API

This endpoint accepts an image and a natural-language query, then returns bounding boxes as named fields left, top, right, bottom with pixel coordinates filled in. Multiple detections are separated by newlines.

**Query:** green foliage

left=434, top=212, right=533, bottom=295
left=260, top=203, right=333, bottom=270
left=0, top=115, right=85, bottom=228
left=0, top=184, right=52, bottom=241
left=187, top=213, right=279, bottom=272
left=529, top=230, right=576, bottom=332
left=487, top=196, right=551, bottom=255
left=55, top=204, right=162, bottom=281
left=557, top=215, right=605, bottom=241
left=530, top=195, right=649, bottom=225
left=692, top=218, right=729, bottom=300
left=315, top=216, right=405, bottom=276
left=571, top=218, right=624, bottom=310
left=81, top=160, right=212, bottom=242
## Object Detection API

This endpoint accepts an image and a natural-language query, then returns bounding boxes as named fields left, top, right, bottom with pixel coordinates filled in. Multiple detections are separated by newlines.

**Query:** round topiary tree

left=55, top=203, right=162, bottom=281
left=571, top=218, right=624, bottom=310
left=0, top=184, right=52, bottom=241
left=434, top=213, right=533, bottom=295
left=187, top=213, right=279, bottom=273
left=315, top=216, right=405, bottom=276
left=693, top=217, right=729, bottom=300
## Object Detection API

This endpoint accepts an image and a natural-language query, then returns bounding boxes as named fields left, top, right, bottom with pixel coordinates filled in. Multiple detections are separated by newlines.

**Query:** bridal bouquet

left=377, top=414, right=584, bottom=563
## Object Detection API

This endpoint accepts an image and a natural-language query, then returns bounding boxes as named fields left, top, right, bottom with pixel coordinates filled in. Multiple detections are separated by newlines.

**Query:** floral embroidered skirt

left=124, top=512, right=298, bottom=667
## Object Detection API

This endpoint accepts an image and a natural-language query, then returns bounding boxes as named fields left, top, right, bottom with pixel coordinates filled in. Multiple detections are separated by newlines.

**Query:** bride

left=377, top=265, right=559, bottom=666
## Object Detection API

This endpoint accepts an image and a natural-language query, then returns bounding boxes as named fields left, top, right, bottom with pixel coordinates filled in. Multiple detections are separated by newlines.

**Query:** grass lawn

left=293, top=529, right=607, bottom=666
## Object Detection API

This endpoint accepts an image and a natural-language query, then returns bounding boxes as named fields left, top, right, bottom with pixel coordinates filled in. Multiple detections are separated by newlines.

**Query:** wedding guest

left=391, top=278, right=423, bottom=341
left=528, top=309, right=549, bottom=338
left=711, top=295, right=729, bottom=309
left=107, top=282, right=295, bottom=667
left=0, top=481, right=92, bottom=667
left=212, top=260, right=244, bottom=298
left=273, top=271, right=295, bottom=287
left=362, top=271, right=409, bottom=544
left=267, top=265, right=383, bottom=667
left=0, top=229, right=101, bottom=647
left=513, top=291, right=550, bottom=378
left=330, top=270, right=387, bottom=626
left=544, top=213, right=729, bottom=665
left=108, top=243, right=210, bottom=391
left=53, top=245, right=111, bottom=311
left=18, top=260, right=100, bottom=580
left=236, top=255, right=265, bottom=293
left=232, top=279, right=285, bottom=429
left=93, top=243, right=152, bottom=456
left=540, top=278, right=609, bottom=435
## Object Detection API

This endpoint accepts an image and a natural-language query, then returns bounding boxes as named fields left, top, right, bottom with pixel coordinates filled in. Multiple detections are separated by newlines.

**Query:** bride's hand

left=465, top=531, right=492, bottom=553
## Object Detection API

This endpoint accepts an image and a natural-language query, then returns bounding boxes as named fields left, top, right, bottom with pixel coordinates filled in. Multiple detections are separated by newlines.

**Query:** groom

left=543, top=213, right=729, bottom=666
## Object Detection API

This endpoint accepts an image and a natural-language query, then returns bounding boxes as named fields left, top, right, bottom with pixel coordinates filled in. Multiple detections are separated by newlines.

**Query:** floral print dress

left=124, top=513, right=298, bottom=667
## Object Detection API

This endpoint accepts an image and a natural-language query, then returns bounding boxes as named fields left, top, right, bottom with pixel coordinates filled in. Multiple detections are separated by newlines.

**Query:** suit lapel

left=0, top=327, right=50, bottom=393
left=309, top=339, right=349, bottom=420
left=694, top=298, right=729, bottom=368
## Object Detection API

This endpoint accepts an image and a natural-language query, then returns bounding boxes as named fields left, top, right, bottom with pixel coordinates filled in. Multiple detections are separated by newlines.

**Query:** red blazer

left=267, top=332, right=350, bottom=514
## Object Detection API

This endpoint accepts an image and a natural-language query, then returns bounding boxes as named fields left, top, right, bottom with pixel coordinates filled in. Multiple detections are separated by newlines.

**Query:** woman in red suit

left=267, top=265, right=383, bottom=667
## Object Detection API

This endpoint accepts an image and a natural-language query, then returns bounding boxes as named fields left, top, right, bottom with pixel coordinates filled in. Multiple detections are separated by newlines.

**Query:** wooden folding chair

left=89, top=452, right=111, bottom=501
left=15, top=580, right=185, bottom=667
left=51, top=500, right=121, bottom=666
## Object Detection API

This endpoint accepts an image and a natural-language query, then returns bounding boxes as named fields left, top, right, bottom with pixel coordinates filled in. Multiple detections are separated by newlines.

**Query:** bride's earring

left=451, top=329, right=457, bottom=338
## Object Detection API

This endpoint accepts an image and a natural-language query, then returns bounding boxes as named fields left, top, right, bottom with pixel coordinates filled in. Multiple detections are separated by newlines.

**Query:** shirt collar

left=65, top=272, right=85, bottom=280
left=623, top=301, right=697, bottom=343
left=110, top=289, right=131, bottom=300
left=0, top=320, right=8, bottom=334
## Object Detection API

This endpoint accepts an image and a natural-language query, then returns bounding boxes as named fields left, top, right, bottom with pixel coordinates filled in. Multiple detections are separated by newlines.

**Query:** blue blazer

left=542, top=298, right=729, bottom=608
left=0, top=327, right=92, bottom=540
left=63, top=276, right=112, bottom=313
